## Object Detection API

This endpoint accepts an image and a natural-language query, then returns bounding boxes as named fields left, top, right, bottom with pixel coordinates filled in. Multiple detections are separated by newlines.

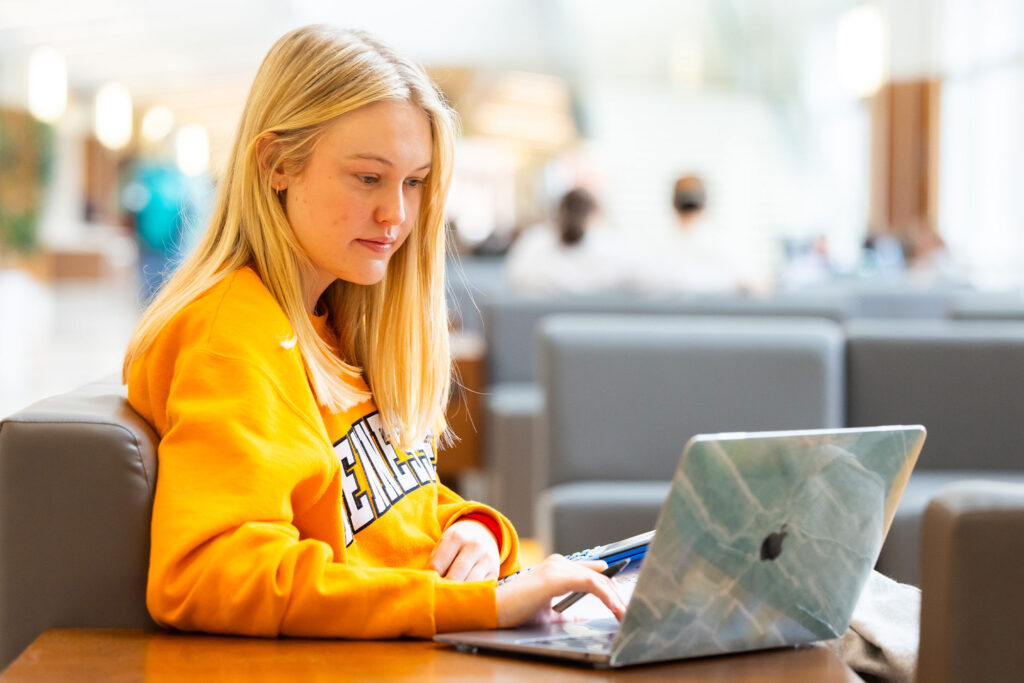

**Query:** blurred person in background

left=506, top=187, right=632, bottom=295
left=636, top=174, right=769, bottom=295
left=905, top=220, right=965, bottom=286
left=779, top=234, right=841, bottom=288
left=673, top=174, right=708, bottom=227
left=860, top=230, right=906, bottom=276
left=123, top=159, right=211, bottom=302
left=121, top=25, right=624, bottom=642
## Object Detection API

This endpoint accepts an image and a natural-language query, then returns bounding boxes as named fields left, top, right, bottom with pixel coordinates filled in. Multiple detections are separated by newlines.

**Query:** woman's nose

left=374, top=185, right=406, bottom=227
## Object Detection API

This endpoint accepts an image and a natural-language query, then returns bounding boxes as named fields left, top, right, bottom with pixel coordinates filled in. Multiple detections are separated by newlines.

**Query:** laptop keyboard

left=520, top=630, right=617, bottom=652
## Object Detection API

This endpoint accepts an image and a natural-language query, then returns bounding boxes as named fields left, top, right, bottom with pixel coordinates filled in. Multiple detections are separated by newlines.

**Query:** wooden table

left=1, top=629, right=861, bottom=682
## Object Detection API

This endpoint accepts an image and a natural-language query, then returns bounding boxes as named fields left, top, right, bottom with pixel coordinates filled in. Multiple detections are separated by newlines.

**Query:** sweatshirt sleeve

left=436, top=483, right=521, bottom=578
left=145, top=346, right=497, bottom=638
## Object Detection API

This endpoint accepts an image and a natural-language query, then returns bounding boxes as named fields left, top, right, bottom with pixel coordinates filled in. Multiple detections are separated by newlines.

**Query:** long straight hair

left=123, top=25, right=455, bottom=449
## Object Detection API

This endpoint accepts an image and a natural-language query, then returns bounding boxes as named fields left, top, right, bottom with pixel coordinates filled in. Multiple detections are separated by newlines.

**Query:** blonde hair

left=123, top=25, right=455, bottom=449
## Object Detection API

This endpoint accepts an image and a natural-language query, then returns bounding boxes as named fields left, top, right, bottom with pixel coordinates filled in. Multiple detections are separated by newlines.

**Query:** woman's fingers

left=575, top=569, right=627, bottom=620
left=446, top=547, right=500, bottom=582
left=429, top=534, right=458, bottom=576
left=465, top=559, right=497, bottom=583
left=495, top=555, right=627, bottom=628
left=551, top=558, right=626, bottom=619
left=444, top=547, right=478, bottom=582
left=430, top=520, right=501, bottom=581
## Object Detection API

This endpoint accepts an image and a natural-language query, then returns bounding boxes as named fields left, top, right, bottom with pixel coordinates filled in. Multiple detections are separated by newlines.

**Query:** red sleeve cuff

left=460, top=512, right=502, bottom=546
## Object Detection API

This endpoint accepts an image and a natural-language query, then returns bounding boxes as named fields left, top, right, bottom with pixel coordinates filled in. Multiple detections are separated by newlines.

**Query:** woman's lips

left=356, top=238, right=395, bottom=254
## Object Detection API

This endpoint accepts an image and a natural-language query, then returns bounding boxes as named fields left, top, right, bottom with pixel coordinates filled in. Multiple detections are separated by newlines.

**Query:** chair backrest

left=537, top=315, right=845, bottom=488
left=0, top=378, right=158, bottom=669
left=446, top=255, right=509, bottom=334
left=846, top=320, right=1024, bottom=471
left=851, top=288, right=953, bottom=319
left=483, top=292, right=849, bottom=385
left=948, top=290, right=1024, bottom=322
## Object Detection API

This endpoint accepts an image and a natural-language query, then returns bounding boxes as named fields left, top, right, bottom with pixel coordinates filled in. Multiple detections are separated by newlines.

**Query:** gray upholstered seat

left=484, top=383, right=543, bottom=534
left=919, top=480, right=1024, bottom=682
left=482, top=292, right=850, bottom=387
left=482, top=293, right=849, bottom=537
left=948, top=289, right=1024, bottom=322
left=847, top=320, right=1024, bottom=584
left=535, top=314, right=845, bottom=553
left=0, top=377, right=158, bottom=669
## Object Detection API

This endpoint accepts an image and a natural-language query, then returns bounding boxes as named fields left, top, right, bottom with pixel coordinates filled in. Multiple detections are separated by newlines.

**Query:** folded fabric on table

left=826, top=570, right=920, bottom=683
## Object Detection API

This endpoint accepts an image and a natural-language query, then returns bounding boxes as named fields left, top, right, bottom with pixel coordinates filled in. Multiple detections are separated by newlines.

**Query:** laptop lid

left=438, top=425, right=925, bottom=668
left=609, top=424, right=924, bottom=666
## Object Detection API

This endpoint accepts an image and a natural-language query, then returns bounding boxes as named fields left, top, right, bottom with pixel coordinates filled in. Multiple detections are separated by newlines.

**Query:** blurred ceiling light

left=141, top=106, right=175, bottom=143
left=837, top=4, right=885, bottom=98
left=94, top=82, right=133, bottom=150
left=176, top=124, right=210, bottom=177
left=670, top=43, right=705, bottom=89
left=27, top=47, right=67, bottom=123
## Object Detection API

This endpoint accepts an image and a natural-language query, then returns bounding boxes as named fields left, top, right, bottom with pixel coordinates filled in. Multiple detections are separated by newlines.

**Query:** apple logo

left=760, top=524, right=789, bottom=561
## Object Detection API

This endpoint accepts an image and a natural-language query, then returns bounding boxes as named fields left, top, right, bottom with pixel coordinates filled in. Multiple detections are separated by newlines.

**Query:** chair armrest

left=918, top=480, right=1024, bottom=683
left=0, top=378, right=159, bottom=668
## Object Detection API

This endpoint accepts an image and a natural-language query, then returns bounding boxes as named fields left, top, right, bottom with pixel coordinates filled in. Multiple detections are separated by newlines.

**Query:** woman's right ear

left=256, top=134, right=289, bottom=191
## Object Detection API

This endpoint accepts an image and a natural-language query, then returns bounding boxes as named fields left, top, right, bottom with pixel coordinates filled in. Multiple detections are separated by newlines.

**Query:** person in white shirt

left=637, top=175, right=767, bottom=295
left=506, top=188, right=632, bottom=295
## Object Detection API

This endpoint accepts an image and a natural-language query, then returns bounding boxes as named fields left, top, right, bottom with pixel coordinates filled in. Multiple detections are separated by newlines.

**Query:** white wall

left=584, top=85, right=813, bottom=276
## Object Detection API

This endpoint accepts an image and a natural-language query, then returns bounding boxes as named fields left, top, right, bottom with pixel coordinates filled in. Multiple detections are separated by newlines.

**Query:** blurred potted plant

left=0, top=109, right=53, bottom=272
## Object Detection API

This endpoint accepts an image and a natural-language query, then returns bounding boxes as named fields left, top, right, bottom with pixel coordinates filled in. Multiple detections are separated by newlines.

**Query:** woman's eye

left=406, top=178, right=424, bottom=188
left=356, top=175, right=378, bottom=185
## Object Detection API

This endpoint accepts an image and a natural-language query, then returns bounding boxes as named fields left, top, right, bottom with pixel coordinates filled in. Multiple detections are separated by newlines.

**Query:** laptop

left=436, top=425, right=926, bottom=668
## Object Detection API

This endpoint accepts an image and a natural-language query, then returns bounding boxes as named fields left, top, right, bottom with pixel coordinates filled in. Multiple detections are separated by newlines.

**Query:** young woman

left=122, top=25, right=624, bottom=639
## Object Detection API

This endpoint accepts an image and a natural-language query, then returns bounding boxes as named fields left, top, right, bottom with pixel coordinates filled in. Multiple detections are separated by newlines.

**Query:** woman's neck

left=301, top=266, right=335, bottom=314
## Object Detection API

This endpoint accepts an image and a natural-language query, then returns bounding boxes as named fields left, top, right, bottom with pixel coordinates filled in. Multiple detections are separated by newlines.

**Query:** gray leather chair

left=0, top=377, right=158, bottom=669
left=948, top=290, right=1024, bottom=322
left=483, top=294, right=849, bottom=535
left=446, top=255, right=508, bottom=334
left=851, top=288, right=954, bottom=320
left=918, top=480, right=1024, bottom=682
left=847, top=320, right=1024, bottom=586
left=535, top=314, right=845, bottom=553
left=483, top=292, right=850, bottom=388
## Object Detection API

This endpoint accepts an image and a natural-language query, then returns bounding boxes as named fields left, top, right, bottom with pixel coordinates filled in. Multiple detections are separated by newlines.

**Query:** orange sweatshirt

left=127, top=267, right=520, bottom=639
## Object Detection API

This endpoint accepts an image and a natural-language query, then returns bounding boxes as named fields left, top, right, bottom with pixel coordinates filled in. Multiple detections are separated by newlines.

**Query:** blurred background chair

left=533, top=314, right=845, bottom=553
left=482, top=293, right=850, bottom=534
left=847, top=320, right=1024, bottom=585
left=948, top=289, right=1024, bottom=322
left=0, top=377, right=158, bottom=669
left=918, top=480, right=1024, bottom=683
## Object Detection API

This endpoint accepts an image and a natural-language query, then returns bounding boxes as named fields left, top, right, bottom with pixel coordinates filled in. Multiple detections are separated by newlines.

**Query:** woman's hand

left=430, top=519, right=500, bottom=581
left=495, top=554, right=627, bottom=628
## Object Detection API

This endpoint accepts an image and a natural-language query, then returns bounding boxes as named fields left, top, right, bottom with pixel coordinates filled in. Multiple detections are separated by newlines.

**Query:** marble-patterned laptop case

left=610, top=425, right=925, bottom=667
